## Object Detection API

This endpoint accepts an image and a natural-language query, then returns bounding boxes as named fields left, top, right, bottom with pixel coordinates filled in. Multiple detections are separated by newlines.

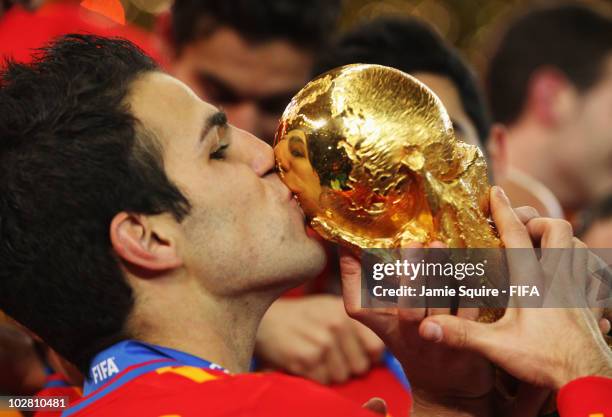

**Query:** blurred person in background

left=0, top=313, right=46, bottom=396
left=578, top=195, right=612, bottom=248
left=0, top=312, right=82, bottom=417
left=0, top=0, right=42, bottom=17
left=0, top=0, right=161, bottom=64
left=486, top=3, right=612, bottom=220
left=161, top=0, right=341, bottom=143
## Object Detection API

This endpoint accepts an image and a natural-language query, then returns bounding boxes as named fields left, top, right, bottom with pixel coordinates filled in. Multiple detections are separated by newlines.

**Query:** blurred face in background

left=554, top=55, right=612, bottom=204
left=172, top=27, right=314, bottom=144
left=582, top=217, right=612, bottom=248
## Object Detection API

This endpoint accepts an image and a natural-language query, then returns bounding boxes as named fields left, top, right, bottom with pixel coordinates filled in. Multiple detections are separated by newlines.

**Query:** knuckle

left=297, top=349, right=324, bottom=368
left=352, top=357, right=370, bottom=375
left=286, top=361, right=307, bottom=376
left=456, top=323, right=470, bottom=349
left=368, top=342, right=385, bottom=357
left=333, top=372, right=349, bottom=384
left=326, top=317, right=346, bottom=332
left=506, top=222, right=527, bottom=236
left=317, top=333, right=335, bottom=351
left=344, top=305, right=362, bottom=319
left=552, top=219, right=573, bottom=234
left=330, top=367, right=349, bottom=383
left=516, top=205, right=539, bottom=217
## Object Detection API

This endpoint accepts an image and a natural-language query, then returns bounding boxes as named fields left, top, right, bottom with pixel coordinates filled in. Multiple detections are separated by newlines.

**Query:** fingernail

left=493, top=186, right=509, bottom=203
left=421, top=321, right=443, bottom=342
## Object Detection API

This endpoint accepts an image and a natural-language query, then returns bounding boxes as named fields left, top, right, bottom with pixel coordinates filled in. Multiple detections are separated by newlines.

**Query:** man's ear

left=487, top=123, right=508, bottom=182
left=526, top=68, right=573, bottom=127
left=110, top=212, right=183, bottom=273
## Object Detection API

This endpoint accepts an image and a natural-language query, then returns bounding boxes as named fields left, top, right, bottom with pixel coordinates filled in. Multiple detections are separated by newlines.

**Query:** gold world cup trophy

left=274, top=63, right=504, bottom=323
left=274, top=64, right=500, bottom=250
left=275, top=64, right=612, bottom=362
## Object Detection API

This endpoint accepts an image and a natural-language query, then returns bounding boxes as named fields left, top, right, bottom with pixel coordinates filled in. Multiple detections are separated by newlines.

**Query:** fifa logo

left=91, top=357, right=120, bottom=383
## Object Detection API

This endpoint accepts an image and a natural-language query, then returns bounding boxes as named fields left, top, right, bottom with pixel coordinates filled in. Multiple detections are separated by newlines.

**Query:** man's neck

left=128, top=278, right=273, bottom=374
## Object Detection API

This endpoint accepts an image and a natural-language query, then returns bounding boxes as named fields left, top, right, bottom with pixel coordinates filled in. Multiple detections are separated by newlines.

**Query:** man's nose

left=235, top=127, right=275, bottom=177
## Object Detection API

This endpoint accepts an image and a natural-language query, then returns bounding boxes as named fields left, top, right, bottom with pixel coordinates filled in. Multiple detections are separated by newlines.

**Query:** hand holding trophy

left=273, top=64, right=612, bottom=415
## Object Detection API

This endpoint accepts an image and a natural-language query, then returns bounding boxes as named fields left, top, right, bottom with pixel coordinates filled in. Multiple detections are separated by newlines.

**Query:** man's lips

left=289, top=194, right=306, bottom=219
left=265, top=173, right=306, bottom=219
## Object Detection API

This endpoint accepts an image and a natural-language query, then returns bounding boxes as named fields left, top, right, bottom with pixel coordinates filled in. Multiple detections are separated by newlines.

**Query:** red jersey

left=330, top=365, right=411, bottom=417
left=557, top=376, right=612, bottom=417
left=41, top=365, right=612, bottom=417
left=62, top=363, right=391, bottom=417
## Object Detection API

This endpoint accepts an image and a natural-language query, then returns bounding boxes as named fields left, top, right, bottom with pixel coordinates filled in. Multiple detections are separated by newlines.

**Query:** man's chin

left=293, top=229, right=328, bottom=276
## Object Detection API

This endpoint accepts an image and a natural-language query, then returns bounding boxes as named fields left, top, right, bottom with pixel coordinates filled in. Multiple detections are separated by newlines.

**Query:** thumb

left=419, top=315, right=499, bottom=355
left=362, top=397, right=387, bottom=416
left=339, top=247, right=363, bottom=316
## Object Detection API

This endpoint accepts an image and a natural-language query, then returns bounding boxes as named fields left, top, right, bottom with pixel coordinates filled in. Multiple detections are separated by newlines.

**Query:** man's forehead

left=190, top=27, right=313, bottom=95
left=127, top=71, right=216, bottom=143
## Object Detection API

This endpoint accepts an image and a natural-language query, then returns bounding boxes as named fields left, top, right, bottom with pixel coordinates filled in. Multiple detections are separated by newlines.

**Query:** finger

left=533, top=221, right=577, bottom=307
left=525, top=218, right=574, bottom=249
left=398, top=244, right=427, bottom=315
left=362, top=397, right=387, bottom=416
left=491, top=186, right=535, bottom=249
left=457, top=307, right=480, bottom=321
left=324, top=343, right=350, bottom=384
left=490, top=186, right=541, bottom=301
left=340, top=248, right=408, bottom=330
left=599, top=318, right=611, bottom=335
left=585, top=250, right=611, bottom=310
left=425, top=242, right=455, bottom=314
left=339, top=248, right=364, bottom=318
left=514, top=206, right=540, bottom=224
left=419, top=315, right=502, bottom=360
left=283, top=337, right=326, bottom=375
left=428, top=307, right=452, bottom=316
left=570, top=238, right=589, bottom=307
left=353, top=321, right=385, bottom=363
left=303, top=362, right=331, bottom=385
left=301, top=323, right=335, bottom=364
left=336, top=321, right=370, bottom=376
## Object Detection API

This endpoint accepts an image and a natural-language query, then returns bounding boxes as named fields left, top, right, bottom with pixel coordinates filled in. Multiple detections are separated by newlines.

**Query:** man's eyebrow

left=199, top=111, right=228, bottom=143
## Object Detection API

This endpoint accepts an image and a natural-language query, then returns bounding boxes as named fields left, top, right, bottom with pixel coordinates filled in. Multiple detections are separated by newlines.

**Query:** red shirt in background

left=0, top=2, right=164, bottom=66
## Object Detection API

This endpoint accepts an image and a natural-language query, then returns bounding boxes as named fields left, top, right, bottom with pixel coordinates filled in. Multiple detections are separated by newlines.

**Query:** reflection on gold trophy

left=274, top=64, right=500, bottom=250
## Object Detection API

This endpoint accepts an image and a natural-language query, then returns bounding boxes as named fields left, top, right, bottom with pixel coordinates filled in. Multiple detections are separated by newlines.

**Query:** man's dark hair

left=0, top=34, right=190, bottom=372
left=314, top=17, right=491, bottom=145
left=170, top=0, right=341, bottom=53
left=487, top=3, right=612, bottom=124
